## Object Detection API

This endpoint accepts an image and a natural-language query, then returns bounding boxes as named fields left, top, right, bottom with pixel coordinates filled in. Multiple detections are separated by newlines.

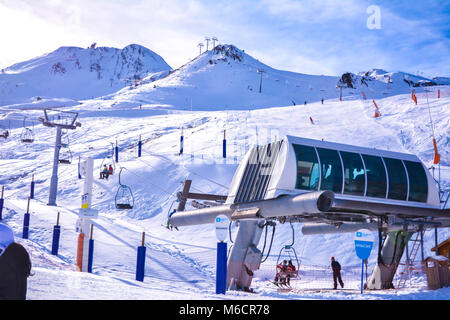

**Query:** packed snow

left=0, top=44, right=449, bottom=300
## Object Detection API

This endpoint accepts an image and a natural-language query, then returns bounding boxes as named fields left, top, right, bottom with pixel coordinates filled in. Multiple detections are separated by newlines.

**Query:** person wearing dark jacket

left=0, top=224, right=32, bottom=300
left=331, top=256, right=344, bottom=290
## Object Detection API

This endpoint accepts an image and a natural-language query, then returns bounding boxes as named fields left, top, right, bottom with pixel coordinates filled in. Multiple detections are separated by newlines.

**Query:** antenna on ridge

left=211, top=37, right=218, bottom=49
left=198, top=42, right=204, bottom=56
left=257, top=69, right=266, bottom=93
left=205, top=37, right=211, bottom=51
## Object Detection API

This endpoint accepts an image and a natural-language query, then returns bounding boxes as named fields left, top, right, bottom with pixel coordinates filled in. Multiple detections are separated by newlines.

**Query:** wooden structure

left=431, top=238, right=450, bottom=259
left=424, top=256, right=450, bottom=290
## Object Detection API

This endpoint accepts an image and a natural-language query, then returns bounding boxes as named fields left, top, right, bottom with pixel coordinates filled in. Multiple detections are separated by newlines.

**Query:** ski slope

left=0, top=84, right=448, bottom=300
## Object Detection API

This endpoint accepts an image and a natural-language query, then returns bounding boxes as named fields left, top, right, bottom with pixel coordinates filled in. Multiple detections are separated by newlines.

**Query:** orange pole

left=76, top=233, right=85, bottom=271
left=438, top=89, right=440, bottom=99
left=372, top=99, right=379, bottom=109
left=433, top=138, right=440, bottom=165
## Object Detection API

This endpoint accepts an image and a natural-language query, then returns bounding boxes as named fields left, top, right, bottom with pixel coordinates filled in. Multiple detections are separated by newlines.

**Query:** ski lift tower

left=39, top=109, right=81, bottom=206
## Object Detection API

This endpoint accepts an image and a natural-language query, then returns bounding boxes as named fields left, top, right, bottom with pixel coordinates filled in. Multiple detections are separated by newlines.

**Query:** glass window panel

left=293, top=144, right=320, bottom=191
left=383, top=157, right=408, bottom=200
left=403, top=161, right=428, bottom=202
left=362, top=155, right=387, bottom=198
left=340, top=151, right=365, bottom=196
left=317, top=147, right=343, bottom=193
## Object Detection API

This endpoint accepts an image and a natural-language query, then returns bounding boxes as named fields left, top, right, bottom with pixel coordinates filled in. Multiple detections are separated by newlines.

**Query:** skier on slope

left=0, top=224, right=32, bottom=300
left=331, top=256, right=344, bottom=290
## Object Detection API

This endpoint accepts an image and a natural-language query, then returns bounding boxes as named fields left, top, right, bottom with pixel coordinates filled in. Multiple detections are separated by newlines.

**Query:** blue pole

left=216, top=241, right=227, bottom=294
left=223, top=140, right=226, bottom=159
left=138, top=137, right=142, bottom=158
left=136, top=246, right=146, bottom=281
left=22, top=213, right=30, bottom=239
left=136, top=232, right=146, bottom=282
left=22, top=197, right=30, bottom=239
left=88, top=239, right=94, bottom=273
left=78, top=156, right=82, bottom=179
left=0, top=186, right=3, bottom=220
left=360, top=259, right=364, bottom=294
left=222, top=130, right=226, bottom=159
left=180, top=130, right=184, bottom=155
left=115, top=145, right=119, bottom=163
left=51, top=225, right=61, bottom=255
left=30, top=175, right=35, bottom=199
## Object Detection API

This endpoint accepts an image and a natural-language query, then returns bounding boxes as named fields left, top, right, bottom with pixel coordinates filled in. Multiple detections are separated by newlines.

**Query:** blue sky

left=0, top=0, right=448, bottom=77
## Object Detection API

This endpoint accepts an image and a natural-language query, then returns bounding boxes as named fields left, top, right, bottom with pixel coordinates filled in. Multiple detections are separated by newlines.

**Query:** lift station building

left=170, top=135, right=450, bottom=291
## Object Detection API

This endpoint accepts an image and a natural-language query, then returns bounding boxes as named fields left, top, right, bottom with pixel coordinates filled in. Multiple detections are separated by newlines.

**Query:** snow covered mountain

left=91, top=44, right=443, bottom=111
left=0, top=44, right=172, bottom=106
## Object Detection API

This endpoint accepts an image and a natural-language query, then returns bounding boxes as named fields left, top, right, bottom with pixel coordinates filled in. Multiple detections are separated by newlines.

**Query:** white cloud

left=0, top=0, right=448, bottom=77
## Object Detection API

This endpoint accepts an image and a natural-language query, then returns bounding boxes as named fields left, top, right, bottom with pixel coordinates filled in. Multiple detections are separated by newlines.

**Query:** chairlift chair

left=0, top=130, right=8, bottom=139
left=99, top=153, right=115, bottom=178
left=275, top=222, right=300, bottom=280
left=115, top=168, right=134, bottom=210
left=21, top=128, right=34, bottom=143
left=59, top=145, right=72, bottom=164
left=0, top=120, right=10, bottom=139
left=21, top=117, right=35, bottom=143
left=276, top=245, right=300, bottom=279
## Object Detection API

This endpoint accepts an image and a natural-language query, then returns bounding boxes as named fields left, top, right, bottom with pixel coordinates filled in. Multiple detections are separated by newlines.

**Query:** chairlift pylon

left=115, top=167, right=134, bottom=210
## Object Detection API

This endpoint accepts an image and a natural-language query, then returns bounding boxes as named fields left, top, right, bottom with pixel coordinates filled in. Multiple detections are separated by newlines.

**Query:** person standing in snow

left=0, top=223, right=32, bottom=300
left=331, top=256, right=344, bottom=290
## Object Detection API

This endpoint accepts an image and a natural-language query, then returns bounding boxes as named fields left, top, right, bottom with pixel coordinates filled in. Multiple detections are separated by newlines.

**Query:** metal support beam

left=177, top=180, right=192, bottom=212
left=48, top=126, right=62, bottom=206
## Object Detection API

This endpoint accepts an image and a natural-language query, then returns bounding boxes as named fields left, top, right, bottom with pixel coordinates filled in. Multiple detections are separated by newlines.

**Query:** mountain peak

left=212, top=44, right=245, bottom=62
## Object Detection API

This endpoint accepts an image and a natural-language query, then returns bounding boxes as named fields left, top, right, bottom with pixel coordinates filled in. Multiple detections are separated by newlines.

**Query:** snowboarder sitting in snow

left=0, top=223, right=32, bottom=300
left=331, top=256, right=344, bottom=290
left=100, top=165, right=110, bottom=180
